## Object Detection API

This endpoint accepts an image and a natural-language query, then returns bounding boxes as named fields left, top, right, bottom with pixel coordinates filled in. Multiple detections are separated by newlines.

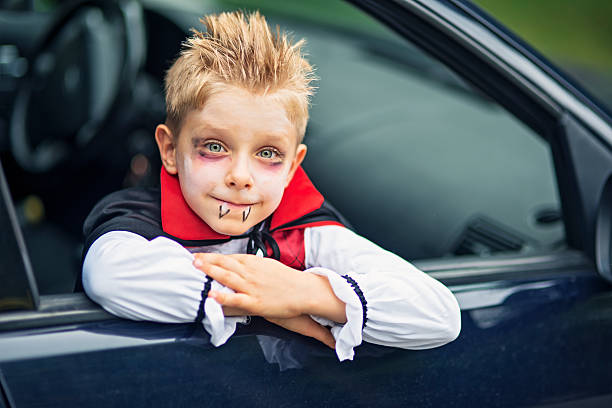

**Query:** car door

left=300, top=0, right=612, bottom=405
left=2, top=0, right=612, bottom=407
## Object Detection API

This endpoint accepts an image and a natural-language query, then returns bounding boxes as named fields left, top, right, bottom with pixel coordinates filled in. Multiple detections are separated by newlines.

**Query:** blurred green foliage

left=473, top=0, right=612, bottom=72
left=473, top=0, right=612, bottom=109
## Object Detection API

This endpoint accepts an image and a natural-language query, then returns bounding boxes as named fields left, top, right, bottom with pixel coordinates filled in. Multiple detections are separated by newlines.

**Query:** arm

left=191, top=226, right=460, bottom=360
left=304, top=225, right=461, bottom=359
left=82, top=230, right=243, bottom=345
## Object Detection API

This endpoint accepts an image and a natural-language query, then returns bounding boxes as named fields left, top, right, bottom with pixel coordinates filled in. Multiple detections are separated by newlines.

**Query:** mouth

left=212, top=197, right=255, bottom=209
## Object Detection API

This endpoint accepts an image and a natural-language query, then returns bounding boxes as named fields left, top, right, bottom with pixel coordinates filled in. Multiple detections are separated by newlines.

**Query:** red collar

left=160, top=166, right=325, bottom=240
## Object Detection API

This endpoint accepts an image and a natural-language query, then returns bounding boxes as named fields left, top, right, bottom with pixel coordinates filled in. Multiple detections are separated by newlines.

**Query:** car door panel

left=1, top=258, right=611, bottom=407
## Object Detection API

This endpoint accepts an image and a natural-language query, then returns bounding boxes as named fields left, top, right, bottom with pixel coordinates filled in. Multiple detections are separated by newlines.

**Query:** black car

left=1, top=0, right=612, bottom=406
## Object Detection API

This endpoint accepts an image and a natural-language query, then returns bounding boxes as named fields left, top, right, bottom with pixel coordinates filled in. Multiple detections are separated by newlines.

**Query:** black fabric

left=341, top=275, right=368, bottom=329
left=244, top=220, right=281, bottom=260
left=81, top=187, right=231, bottom=253
left=76, top=187, right=346, bottom=292
left=195, top=277, right=213, bottom=323
left=76, top=187, right=229, bottom=291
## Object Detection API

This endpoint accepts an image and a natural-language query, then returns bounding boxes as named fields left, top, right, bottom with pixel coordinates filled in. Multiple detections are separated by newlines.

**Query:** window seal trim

left=0, top=293, right=113, bottom=333
left=416, top=249, right=594, bottom=286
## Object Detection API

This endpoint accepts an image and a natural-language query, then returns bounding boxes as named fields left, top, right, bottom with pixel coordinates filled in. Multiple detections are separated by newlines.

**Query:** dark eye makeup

left=257, top=147, right=284, bottom=161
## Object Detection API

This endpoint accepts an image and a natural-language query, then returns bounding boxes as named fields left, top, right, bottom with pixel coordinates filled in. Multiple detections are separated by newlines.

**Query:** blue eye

left=205, top=142, right=225, bottom=153
left=259, top=149, right=274, bottom=159
left=257, top=148, right=282, bottom=161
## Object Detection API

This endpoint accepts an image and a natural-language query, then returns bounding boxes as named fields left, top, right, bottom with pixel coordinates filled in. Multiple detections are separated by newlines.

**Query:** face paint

left=171, top=87, right=303, bottom=236
left=219, top=203, right=230, bottom=218
left=242, top=206, right=251, bottom=222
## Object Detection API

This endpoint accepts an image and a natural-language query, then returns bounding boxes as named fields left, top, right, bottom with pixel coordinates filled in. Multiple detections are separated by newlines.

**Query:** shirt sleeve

left=82, top=230, right=243, bottom=346
left=304, top=225, right=461, bottom=361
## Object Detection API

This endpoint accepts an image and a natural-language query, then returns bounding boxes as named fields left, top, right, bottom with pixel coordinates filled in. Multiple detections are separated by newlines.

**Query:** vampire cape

left=76, top=166, right=346, bottom=291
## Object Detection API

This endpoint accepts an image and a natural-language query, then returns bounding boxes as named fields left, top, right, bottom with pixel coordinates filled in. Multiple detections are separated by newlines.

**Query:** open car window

left=257, top=2, right=566, bottom=261
left=1, top=0, right=566, bottom=300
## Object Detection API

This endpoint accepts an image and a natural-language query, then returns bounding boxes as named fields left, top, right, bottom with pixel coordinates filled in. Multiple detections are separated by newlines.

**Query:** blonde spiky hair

left=164, top=11, right=316, bottom=141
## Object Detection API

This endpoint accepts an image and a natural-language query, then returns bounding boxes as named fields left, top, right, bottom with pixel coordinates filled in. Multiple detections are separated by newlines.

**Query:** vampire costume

left=80, top=167, right=461, bottom=361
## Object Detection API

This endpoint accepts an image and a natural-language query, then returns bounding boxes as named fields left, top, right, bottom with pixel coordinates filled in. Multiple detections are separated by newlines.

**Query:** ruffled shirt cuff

left=306, top=267, right=366, bottom=361
left=201, top=279, right=246, bottom=346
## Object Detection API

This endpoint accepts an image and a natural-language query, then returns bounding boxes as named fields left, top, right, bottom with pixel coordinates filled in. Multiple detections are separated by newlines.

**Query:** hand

left=220, top=306, right=335, bottom=348
left=193, top=253, right=310, bottom=318
left=266, top=315, right=336, bottom=349
left=193, top=252, right=347, bottom=323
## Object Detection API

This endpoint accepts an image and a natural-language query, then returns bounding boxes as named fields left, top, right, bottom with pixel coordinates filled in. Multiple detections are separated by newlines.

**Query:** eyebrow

left=259, top=134, right=292, bottom=148
left=190, top=126, right=228, bottom=148
left=191, top=136, right=209, bottom=148
left=191, top=126, right=293, bottom=148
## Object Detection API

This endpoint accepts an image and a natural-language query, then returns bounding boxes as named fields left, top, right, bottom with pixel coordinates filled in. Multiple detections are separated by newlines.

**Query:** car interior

left=0, top=0, right=565, bottom=297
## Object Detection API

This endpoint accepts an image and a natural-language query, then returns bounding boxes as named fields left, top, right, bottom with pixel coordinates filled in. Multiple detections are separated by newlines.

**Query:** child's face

left=156, top=87, right=307, bottom=236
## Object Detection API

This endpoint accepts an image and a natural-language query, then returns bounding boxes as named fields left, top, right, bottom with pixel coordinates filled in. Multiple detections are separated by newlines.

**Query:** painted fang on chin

left=242, top=206, right=251, bottom=222
left=219, top=203, right=230, bottom=219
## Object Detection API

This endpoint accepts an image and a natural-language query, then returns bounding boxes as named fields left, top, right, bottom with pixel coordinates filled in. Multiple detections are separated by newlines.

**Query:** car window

left=0, top=0, right=567, bottom=299
left=239, top=1, right=566, bottom=261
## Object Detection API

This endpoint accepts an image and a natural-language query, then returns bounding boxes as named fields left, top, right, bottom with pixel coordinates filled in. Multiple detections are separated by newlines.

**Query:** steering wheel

left=10, top=0, right=146, bottom=173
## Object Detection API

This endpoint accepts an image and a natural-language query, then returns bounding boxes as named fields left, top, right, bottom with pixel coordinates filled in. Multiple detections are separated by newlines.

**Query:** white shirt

left=82, top=225, right=461, bottom=361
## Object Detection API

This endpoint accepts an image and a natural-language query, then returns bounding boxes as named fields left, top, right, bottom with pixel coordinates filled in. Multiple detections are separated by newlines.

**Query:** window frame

left=0, top=161, right=39, bottom=313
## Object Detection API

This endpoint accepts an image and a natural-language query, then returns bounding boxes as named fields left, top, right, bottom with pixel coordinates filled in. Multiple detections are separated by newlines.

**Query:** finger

left=302, top=319, right=336, bottom=349
left=209, top=291, right=255, bottom=312
left=268, top=316, right=336, bottom=349
left=193, top=252, right=244, bottom=271
left=192, top=252, right=221, bottom=267
left=228, top=253, right=261, bottom=266
left=222, top=305, right=250, bottom=316
left=202, top=264, right=248, bottom=293
left=194, top=253, right=249, bottom=279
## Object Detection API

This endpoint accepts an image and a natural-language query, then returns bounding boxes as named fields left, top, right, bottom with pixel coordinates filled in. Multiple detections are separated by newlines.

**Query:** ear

left=155, top=124, right=178, bottom=175
left=285, top=144, right=307, bottom=187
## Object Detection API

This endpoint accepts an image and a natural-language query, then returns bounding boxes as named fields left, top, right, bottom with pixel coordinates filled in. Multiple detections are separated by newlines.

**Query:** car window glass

left=227, top=1, right=566, bottom=261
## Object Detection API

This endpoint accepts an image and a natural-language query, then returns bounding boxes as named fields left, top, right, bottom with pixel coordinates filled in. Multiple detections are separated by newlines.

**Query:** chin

left=211, top=221, right=253, bottom=236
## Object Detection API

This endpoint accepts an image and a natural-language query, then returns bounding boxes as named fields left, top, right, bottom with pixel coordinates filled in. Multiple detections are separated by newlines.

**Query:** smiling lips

left=216, top=199, right=253, bottom=222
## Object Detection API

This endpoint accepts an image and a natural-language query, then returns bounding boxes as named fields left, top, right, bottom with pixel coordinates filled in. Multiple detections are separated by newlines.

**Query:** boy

left=81, top=11, right=460, bottom=361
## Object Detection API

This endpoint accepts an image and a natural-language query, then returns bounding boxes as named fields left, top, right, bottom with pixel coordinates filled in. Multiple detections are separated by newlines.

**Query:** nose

left=225, top=154, right=254, bottom=190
